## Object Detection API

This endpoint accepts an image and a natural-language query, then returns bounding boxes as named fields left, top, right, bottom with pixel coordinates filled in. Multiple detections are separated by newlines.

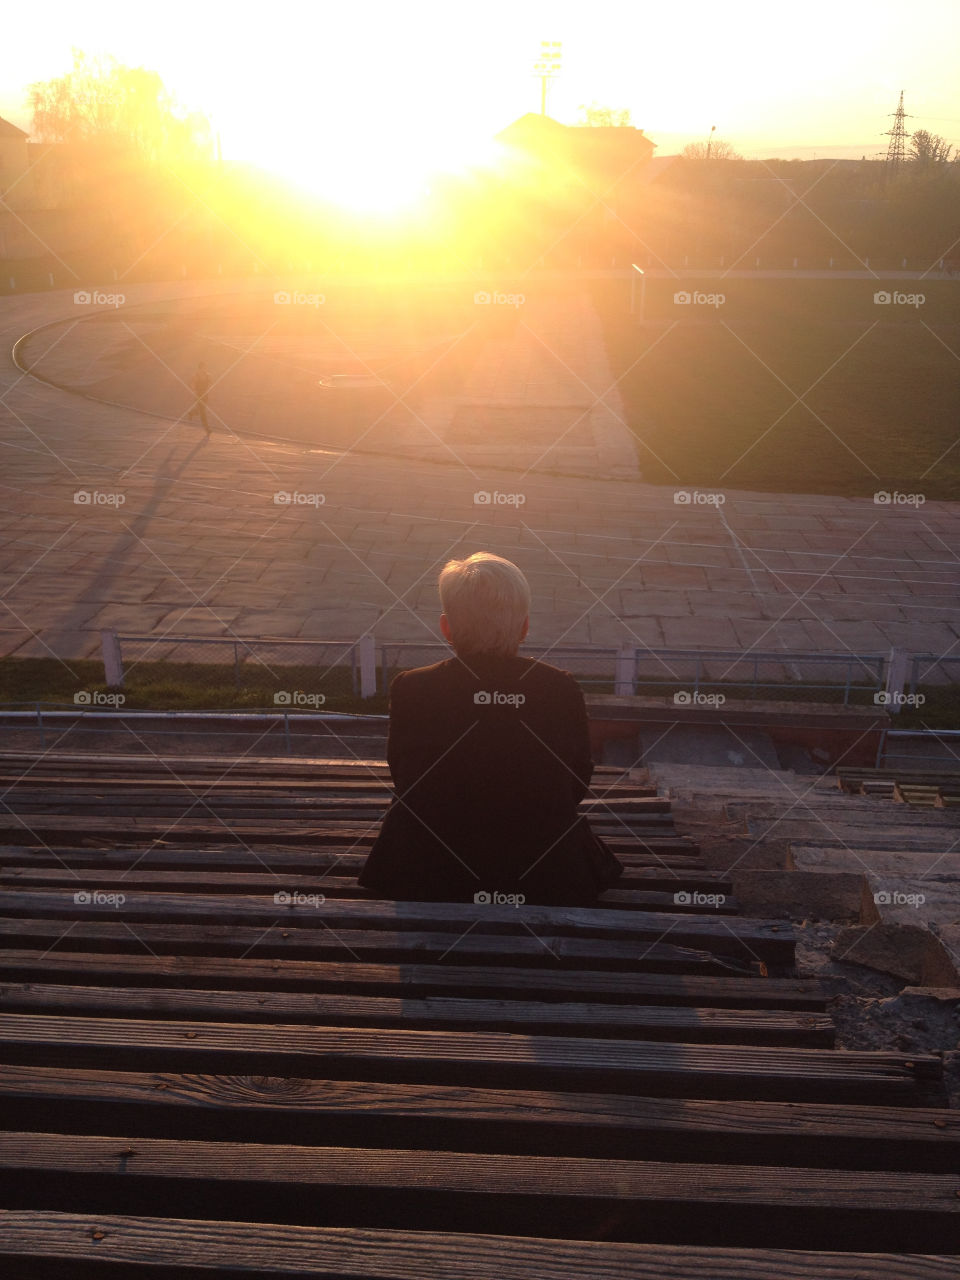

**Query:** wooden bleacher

left=836, top=765, right=960, bottom=808
left=0, top=750, right=957, bottom=1278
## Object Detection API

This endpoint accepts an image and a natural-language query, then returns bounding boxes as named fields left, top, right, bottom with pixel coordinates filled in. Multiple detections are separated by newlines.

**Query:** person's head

left=438, top=552, right=530, bottom=658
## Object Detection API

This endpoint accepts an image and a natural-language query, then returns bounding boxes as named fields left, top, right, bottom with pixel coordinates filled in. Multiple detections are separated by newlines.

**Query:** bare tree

left=682, top=138, right=742, bottom=160
left=909, top=129, right=954, bottom=166
left=29, top=49, right=209, bottom=162
left=577, top=102, right=632, bottom=127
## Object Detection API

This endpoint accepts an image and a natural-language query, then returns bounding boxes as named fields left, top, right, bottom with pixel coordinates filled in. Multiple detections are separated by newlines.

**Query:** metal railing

left=379, top=643, right=623, bottom=693
left=629, top=648, right=887, bottom=705
left=105, top=633, right=377, bottom=698
left=908, top=654, right=960, bottom=697
left=97, top=633, right=918, bottom=707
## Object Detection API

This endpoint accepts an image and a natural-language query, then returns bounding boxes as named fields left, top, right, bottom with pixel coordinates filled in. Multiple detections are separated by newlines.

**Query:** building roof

left=0, top=116, right=29, bottom=140
left=496, top=113, right=656, bottom=168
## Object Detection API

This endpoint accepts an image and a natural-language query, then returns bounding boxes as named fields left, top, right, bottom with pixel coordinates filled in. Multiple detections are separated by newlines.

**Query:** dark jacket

left=358, top=653, right=623, bottom=904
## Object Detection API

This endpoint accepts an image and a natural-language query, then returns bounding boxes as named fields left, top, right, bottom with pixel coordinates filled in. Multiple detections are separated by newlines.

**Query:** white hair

left=438, top=552, right=531, bottom=657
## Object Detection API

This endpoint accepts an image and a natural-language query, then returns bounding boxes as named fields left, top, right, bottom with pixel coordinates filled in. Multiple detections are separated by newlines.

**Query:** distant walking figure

left=188, top=362, right=211, bottom=434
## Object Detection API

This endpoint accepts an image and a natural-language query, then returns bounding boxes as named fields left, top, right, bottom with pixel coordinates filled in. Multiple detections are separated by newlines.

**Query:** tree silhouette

left=29, top=49, right=209, bottom=163
left=577, top=102, right=632, bottom=127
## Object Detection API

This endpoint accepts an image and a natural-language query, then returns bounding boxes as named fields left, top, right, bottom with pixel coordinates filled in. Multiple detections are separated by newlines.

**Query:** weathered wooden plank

left=0, top=870, right=734, bottom=914
left=0, top=951, right=822, bottom=1008
left=0, top=869, right=718, bottom=900
left=2, top=1211, right=954, bottom=1279
left=0, top=920, right=761, bottom=976
left=0, top=751, right=393, bottom=771
left=0, top=892, right=794, bottom=961
left=0, top=983, right=835, bottom=1046
left=0, top=778, right=665, bottom=808
left=0, top=814, right=678, bottom=843
left=0, top=798, right=670, bottom=819
left=4, top=1066, right=955, bottom=1170
left=0, top=1015, right=939, bottom=1102
left=0, top=918, right=762, bottom=974
left=0, top=850, right=709, bottom=882
left=0, top=755, right=633, bottom=781
left=0, top=817, right=388, bottom=844
left=1, top=1133, right=957, bottom=1251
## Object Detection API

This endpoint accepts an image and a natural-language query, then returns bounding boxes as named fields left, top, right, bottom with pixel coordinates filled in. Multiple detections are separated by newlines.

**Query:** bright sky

left=3, top=0, right=959, bottom=174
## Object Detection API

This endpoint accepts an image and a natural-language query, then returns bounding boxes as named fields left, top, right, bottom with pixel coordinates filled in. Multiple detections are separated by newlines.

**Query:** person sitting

left=358, top=552, right=624, bottom=905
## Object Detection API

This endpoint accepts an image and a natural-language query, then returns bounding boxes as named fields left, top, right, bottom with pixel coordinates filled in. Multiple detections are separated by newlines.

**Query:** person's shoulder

left=518, top=657, right=583, bottom=698
left=520, top=656, right=578, bottom=683
left=390, top=658, right=457, bottom=695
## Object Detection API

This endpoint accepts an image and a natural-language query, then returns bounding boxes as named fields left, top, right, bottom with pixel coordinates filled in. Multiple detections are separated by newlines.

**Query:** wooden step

left=0, top=814, right=678, bottom=843
left=0, top=839, right=703, bottom=867
left=2, top=1212, right=955, bottom=1279
left=2, top=1134, right=957, bottom=1251
left=0, top=796, right=671, bottom=819
left=0, top=893, right=795, bottom=963
left=0, top=952, right=822, bottom=1008
left=0, top=869, right=735, bottom=914
left=0, top=919, right=764, bottom=976
left=0, top=983, right=833, bottom=1046
left=0, top=1015, right=940, bottom=1104
left=4, top=1066, right=955, bottom=1170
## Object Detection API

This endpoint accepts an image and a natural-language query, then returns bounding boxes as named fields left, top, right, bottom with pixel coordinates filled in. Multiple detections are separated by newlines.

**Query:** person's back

left=358, top=553, right=623, bottom=905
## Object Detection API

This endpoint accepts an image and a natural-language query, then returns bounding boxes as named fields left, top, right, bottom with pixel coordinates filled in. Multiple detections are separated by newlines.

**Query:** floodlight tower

left=884, top=90, right=911, bottom=172
left=534, top=41, right=562, bottom=116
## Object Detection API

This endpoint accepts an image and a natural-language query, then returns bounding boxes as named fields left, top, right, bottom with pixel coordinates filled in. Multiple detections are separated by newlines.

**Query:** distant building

left=0, top=116, right=31, bottom=210
left=492, top=114, right=659, bottom=261
left=496, top=113, right=656, bottom=180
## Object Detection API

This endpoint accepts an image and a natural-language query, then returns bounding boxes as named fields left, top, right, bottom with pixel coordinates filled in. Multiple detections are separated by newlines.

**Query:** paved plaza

left=1, top=280, right=958, bottom=672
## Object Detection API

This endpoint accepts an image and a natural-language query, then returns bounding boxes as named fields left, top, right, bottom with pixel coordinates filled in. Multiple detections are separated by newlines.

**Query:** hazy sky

left=3, top=0, right=959, bottom=166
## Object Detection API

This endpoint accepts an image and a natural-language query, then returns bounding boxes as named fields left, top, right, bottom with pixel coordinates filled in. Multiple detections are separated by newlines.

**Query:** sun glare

left=232, top=122, right=508, bottom=217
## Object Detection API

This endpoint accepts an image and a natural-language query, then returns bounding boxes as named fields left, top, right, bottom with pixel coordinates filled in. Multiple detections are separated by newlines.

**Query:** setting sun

left=249, top=126, right=509, bottom=216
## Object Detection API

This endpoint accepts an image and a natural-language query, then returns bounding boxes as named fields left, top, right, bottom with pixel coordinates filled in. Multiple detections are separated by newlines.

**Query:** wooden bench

left=0, top=750, right=954, bottom=1277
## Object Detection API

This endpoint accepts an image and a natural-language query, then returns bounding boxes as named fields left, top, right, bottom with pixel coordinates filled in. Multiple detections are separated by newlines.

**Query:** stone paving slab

left=1, top=281, right=958, bottom=674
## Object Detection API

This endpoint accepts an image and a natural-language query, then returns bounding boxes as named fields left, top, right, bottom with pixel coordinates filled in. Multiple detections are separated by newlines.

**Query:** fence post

left=614, top=645, right=635, bottom=696
left=101, top=630, right=124, bottom=688
left=357, top=635, right=377, bottom=699
left=883, top=647, right=910, bottom=714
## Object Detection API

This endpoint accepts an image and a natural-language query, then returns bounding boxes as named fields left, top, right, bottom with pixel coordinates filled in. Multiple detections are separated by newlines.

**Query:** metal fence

left=908, top=654, right=960, bottom=696
left=629, top=648, right=888, bottom=704
left=101, top=632, right=902, bottom=706
left=104, top=633, right=376, bottom=700
left=378, top=643, right=623, bottom=693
